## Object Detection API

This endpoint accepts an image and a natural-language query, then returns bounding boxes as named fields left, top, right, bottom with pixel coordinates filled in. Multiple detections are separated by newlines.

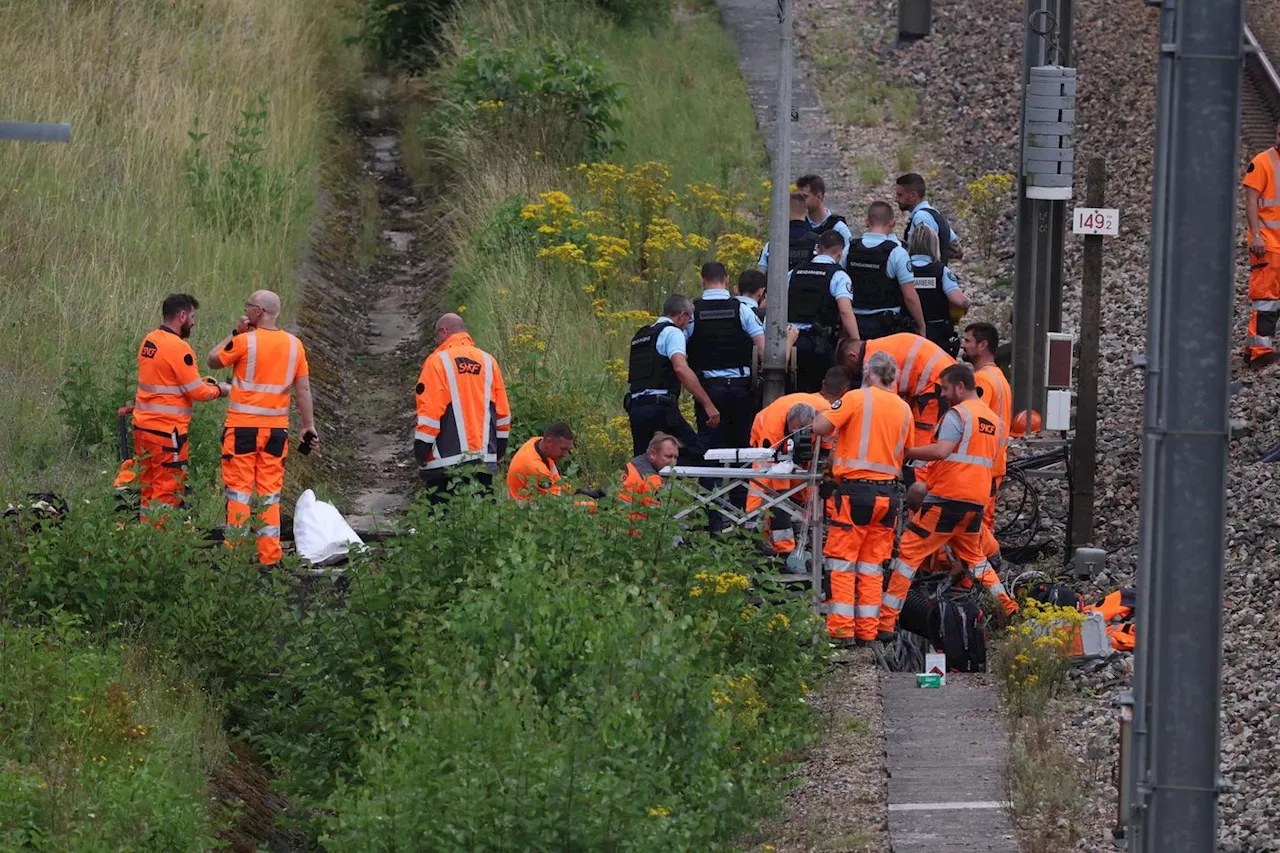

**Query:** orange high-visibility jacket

left=865, top=333, right=956, bottom=409
left=974, top=363, right=1012, bottom=478
left=133, top=327, right=221, bottom=433
left=824, top=386, right=914, bottom=481
left=620, top=454, right=664, bottom=523
left=750, top=392, right=830, bottom=448
left=925, top=396, right=1000, bottom=504
left=507, top=437, right=563, bottom=502
left=1244, top=147, right=1280, bottom=253
left=415, top=333, right=511, bottom=470
left=215, top=328, right=309, bottom=429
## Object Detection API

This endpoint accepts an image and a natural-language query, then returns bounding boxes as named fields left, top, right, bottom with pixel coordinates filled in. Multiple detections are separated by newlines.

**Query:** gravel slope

left=868, top=1, right=1280, bottom=849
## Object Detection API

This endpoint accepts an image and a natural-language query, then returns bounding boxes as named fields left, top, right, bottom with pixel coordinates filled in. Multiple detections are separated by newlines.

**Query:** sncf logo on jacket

left=455, top=357, right=483, bottom=375
left=415, top=333, right=512, bottom=471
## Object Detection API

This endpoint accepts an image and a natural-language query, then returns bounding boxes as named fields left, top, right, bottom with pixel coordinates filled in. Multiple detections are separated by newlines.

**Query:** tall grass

left=0, top=0, right=360, bottom=489
left=404, top=0, right=766, bottom=474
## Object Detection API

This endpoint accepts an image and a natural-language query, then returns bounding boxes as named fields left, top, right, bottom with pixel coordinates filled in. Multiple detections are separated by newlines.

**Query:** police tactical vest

left=910, top=259, right=952, bottom=327
left=905, top=206, right=954, bottom=265
left=846, top=237, right=902, bottom=313
left=688, top=298, right=753, bottom=373
left=788, top=261, right=840, bottom=332
left=628, top=323, right=681, bottom=396
left=787, top=229, right=821, bottom=271
left=812, top=213, right=847, bottom=236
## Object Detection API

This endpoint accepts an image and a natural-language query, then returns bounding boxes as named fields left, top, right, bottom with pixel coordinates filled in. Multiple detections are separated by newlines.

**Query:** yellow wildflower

left=648, top=805, right=671, bottom=817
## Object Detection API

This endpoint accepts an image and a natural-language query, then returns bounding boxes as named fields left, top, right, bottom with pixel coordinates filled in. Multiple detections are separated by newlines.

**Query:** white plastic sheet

left=293, top=489, right=366, bottom=566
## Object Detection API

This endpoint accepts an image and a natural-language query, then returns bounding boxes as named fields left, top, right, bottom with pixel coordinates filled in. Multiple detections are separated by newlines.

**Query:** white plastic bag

left=293, top=489, right=366, bottom=566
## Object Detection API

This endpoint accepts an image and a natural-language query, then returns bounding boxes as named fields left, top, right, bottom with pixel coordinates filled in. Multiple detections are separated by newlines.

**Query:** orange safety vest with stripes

left=750, top=392, right=830, bottom=448
left=507, top=437, right=564, bottom=502
left=865, top=333, right=956, bottom=412
left=1087, top=589, right=1137, bottom=652
left=414, top=333, right=511, bottom=470
left=619, top=455, right=664, bottom=525
left=215, top=328, right=309, bottom=428
left=974, top=363, right=1012, bottom=478
left=1244, top=146, right=1280, bottom=254
left=824, top=385, right=914, bottom=481
left=133, top=327, right=221, bottom=433
left=925, top=397, right=1000, bottom=504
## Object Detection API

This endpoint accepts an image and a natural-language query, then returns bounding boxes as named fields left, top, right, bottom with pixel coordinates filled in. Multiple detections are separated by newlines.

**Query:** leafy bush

left=992, top=598, right=1085, bottom=718
left=182, top=93, right=310, bottom=235
left=594, top=0, right=673, bottom=28
left=348, top=0, right=455, bottom=71
left=0, top=617, right=225, bottom=850
left=430, top=40, right=626, bottom=160
left=56, top=354, right=135, bottom=456
left=957, top=172, right=1015, bottom=260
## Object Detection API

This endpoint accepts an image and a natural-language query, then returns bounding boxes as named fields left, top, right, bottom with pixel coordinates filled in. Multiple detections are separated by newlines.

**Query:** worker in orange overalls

left=1243, top=122, right=1280, bottom=366
left=962, top=322, right=1011, bottom=560
left=619, top=432, right=680, bottom=531
left=880, top=364, right=1018, bottom=634
left=206, top=290, right=317, bottom=566
left=812, top=351, right=915, bottom=643
left=123, top=294, right=229, bottom=525
left=507, top=423, right=575, bottom=503
left=746, top=366, right=852, bottom=555
left=414, top=313, right=511, bottom=502
left=839, top=332, right=956, bottom=454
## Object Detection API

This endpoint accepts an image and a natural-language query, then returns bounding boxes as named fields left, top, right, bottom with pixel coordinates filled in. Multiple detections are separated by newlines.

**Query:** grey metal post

left=1069, top=158, right=1104, bottom=549
left=762, top=0, right=794, bottom=407
left=897, top=0, right=933, bottom=43
left=1129, top=0, right=1241, bottom=849
left=0, top=122, right=72, bottom=143
left=1012, top=0, right=1073, bottom=424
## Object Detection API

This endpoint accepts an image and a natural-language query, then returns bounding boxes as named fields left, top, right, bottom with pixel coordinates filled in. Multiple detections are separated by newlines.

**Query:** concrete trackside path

left=882, top=674, right=1018, bottom=852
left=715, top=0, right=849, bottom=215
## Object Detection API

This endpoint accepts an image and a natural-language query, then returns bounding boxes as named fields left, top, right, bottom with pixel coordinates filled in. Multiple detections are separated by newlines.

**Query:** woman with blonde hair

left=907, top=225, right=970, bottom=356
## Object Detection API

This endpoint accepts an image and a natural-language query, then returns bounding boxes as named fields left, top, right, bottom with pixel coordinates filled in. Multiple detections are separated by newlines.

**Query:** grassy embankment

left=404, top=0, right=769, bottom=477
left=0, top=0, right=359, bottom=495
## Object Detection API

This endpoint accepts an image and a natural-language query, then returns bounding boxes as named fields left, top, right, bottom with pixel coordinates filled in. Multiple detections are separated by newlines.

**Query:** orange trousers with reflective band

left=132, top=429, right=189, bottom=527
left=1246, top=253, right=1280, bottom=362
left=824, top=482, right=900, bottom=640
left=880, top=499, right=1018, bottom=634
left=746, top=479, right=808, bottom=555
left=981, top=476, right=1002, bottom=558
left=221, top=427, right=289, bottom=565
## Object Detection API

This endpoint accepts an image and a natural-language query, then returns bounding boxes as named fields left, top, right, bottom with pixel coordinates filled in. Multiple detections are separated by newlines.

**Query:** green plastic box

left=916, top=673, right=943, bottom=688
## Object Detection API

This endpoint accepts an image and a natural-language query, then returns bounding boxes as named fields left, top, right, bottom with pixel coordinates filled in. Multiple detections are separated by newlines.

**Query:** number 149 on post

left=1072, top=207, right=1120, bottom=237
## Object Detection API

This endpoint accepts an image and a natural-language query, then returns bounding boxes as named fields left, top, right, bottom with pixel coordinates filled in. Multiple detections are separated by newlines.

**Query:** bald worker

left=207, top=290, right=317, bottom=565
left=414, top=312, right=511, bottom=502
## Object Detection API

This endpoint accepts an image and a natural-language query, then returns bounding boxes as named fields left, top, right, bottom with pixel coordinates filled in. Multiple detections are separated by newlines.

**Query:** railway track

left=1244, top=13, right=1280, bottom=155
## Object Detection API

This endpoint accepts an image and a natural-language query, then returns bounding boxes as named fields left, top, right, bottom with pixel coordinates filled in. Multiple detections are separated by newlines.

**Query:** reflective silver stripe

left=495, top=415, right=511, bottom=427
left=898, top=339, right=925, bottom=393
left=1260, top=218, right=1280, bottom=228
left=284, top=335, right=299, bottom=389
left=225, top=488, right=252, bottom=504
left=228, top=401, right=290, bottom=417
left=988, top=581, right=1009, bottom=597
left=134, top=401, right=193, bottom=416
left=855, top=605, right=881, bottom=618
left=438, top=351, right=469, bottom=451
left=138, top=378, right=204, bottom=395
left=882, top=592, right=904, bottom=610
left=481, top=353, right=495, bottom=455
left=1252, top=299, right=1280, bottom=311
left=826, top=558, right=855, bottom=572
left=857, top=387, right=873, bottom=462
left=423, top=451, right=495, bottom=470
left=257, top=525, right=281, bottom=538
left=1265, top=149, right=1280, bottom=206
left=835, top=457, right=900, bottom=475
left=259, top=493, right=281, bottom=506
left=828, top=601, right=858, bottom=617
left=414, top=430, right=435, bottom=443
left=233, top=377, right=293, bottom=394
left=770, top=528, right=795, bottom=542
left=1247, top=335, right=1274, bottom=347
left=417, top=415, right=441, bottom=429
left=891, top=559, right=916, bottom=581
left=497, top=429, right=511, bottom=439
left=971, top=559, right=992, bottom=576
left=855, top=561, right=883, bottom=576
left=245, top=331, right=258, bottom=384
left=951, top=454, right=994, bottom=467
left=914, top=350, right=947, bottom=397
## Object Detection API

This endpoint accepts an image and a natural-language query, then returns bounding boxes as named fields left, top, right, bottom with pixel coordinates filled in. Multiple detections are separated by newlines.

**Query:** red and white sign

left=1072, top=207, right=1120, bottom=236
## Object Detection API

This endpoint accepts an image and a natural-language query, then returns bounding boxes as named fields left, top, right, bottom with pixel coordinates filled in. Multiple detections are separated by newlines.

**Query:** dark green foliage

left=347, top=0, right=455, bottom=71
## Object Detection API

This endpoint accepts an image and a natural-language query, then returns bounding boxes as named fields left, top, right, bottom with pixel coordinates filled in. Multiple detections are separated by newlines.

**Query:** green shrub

left=430, top=40, right=625, bottom=160
left=594, top=0, right=673, bottom=28
left=347, top=0, right=455, bottom=71
left=0, top=616, right=225, bottom=850
left=55, top=353, right=134, bottom=457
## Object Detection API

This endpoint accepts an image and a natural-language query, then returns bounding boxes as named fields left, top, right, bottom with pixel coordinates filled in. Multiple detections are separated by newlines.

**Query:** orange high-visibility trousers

left=1246, top=253, right=1280, bottom=362
left=133, top=429, right=189, bottom=526
left=880, top=499, right=1018, bottom=634
left=747, top=478, right=807, bottom=555
left=824, top=482, right=900, bottom=640
left=980, top=476, right=1003, bottom=558
left=221, top=427, right=288, bottom=565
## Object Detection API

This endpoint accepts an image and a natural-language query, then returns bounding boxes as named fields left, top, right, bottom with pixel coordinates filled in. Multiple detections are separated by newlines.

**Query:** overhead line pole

left=1128, top=0, right=1242, bottom=849
left=762, top=0, right=794, bottom=407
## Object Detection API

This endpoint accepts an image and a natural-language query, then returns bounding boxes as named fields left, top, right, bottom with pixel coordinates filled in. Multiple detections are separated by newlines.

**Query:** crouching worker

left=812, top=351, right=915, bottom=643
left=507, top=422, right=603, bottom=508
left=620, top=432, right=680, bottom=532
left=879, top=364, right=1018, bottom=635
